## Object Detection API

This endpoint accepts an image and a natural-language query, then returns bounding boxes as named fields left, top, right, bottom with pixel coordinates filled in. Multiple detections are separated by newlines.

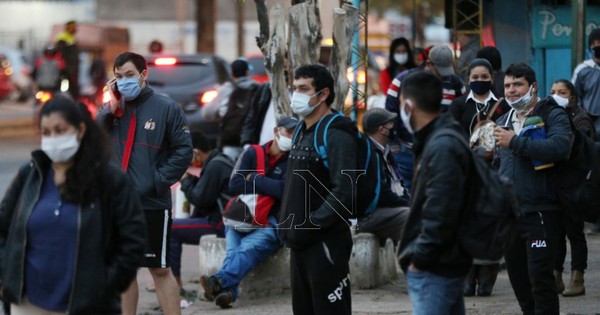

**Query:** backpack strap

left=314, top=112, right=345, bottom=169
left=250, top=144, right=267, bottom=175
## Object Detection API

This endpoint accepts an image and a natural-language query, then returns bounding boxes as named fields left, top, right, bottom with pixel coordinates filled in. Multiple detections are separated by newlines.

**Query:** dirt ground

left=138, top=232, right=600, bottom=315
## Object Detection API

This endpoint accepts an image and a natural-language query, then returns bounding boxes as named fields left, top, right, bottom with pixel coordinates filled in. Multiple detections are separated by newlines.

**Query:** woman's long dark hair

left=39, top=96, right=112, bottom=205
left=387, top=37, right=417, bottom=78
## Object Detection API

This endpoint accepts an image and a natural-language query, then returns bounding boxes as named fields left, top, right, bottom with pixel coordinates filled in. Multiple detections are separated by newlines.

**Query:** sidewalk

left=137, top=232, right=600, bottom=315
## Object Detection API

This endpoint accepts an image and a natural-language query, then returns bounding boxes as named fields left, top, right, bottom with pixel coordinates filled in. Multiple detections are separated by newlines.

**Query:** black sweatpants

left=290, top=230, right=353, bottom=315
left=554, top=215, right=588, bottom=272
left=505, top=211, right=561, bottom=315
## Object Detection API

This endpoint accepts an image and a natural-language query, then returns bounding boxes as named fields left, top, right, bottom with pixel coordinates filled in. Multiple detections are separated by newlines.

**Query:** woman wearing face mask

left=0, top=96, right=146, bottom=314
left=380, top=37, right=417, bottom=94
left=449, top=58, right=510, bottom=298
left=550, top=79, right=593, bottom=297
left=449, top=58, right=510, bottom=136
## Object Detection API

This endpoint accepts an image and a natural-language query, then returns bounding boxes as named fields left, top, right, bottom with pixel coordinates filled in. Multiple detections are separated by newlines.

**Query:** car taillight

left=200, top=90, right=218, bottom=105
left=154, top=57, right=177, bottom=66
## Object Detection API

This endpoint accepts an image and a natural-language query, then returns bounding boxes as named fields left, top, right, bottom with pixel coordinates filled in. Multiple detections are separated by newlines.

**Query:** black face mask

left=592, top=46, right=600, bottom=59
left=469, top=80, right=492, bottom=95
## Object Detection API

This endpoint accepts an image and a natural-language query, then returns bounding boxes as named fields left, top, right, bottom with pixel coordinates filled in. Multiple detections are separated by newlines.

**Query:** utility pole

left=196, top=0, right=216, bottom=53
left=571, top=0, right=586, bottom=72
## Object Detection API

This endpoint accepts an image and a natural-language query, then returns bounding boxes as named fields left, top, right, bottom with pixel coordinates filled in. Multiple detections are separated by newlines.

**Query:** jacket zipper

left=18, top=162, right=42, bottom=303
left=66, top=205, right=82, bottom=313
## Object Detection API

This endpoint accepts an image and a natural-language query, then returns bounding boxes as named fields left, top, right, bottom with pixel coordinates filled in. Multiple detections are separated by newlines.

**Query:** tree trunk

left=288, top=0, right=322, bottom=73
left=196, top=0, right=216, bottom=53
left=236, top=1, right=245, bottom=57
left=254, top=0, right=269, bottom=51
left=330, top=5, right=358, bottom=111
left=261, top=2, right=291, bottom=117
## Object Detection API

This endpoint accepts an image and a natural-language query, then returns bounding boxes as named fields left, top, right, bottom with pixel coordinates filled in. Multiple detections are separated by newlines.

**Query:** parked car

left=145, top=54, right=230, bottom=146
left=0, top=53, right=15, bottom=101
left=0, top=48, right=33, bottom=102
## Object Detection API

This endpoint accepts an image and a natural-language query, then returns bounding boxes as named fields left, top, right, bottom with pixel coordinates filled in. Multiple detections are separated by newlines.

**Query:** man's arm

left=509, top=108, right=573, bottom=162
left=309, top=129, right=358, bottom=229
left=410, top=140, right=469, bottom=270
left=154, top=104, right=193, bottom=194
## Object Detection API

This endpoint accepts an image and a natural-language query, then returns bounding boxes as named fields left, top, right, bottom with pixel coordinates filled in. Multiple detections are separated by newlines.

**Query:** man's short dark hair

left=114, top=52, right=147, bottom=73
left=401, top=72, right=442, bottom=113
left=504, top=63, right=537, bottom=86
left=231, top=59, right=249, bottom=78
left=476, top=46, right=502, bottom=71
left=294, top=64, right=335, bottom=106
left=191, top=130, right=212, bottom=152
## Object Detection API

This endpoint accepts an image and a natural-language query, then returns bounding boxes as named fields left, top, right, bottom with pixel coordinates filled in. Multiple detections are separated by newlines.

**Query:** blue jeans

left=390, top=141, right=414, bottom=191
left=214, top=216, right=281, bottom=299
left=406, top=269, right=465, bottom=315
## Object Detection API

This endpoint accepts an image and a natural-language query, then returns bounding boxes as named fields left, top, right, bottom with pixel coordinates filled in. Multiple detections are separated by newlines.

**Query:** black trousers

left=505, top=211, right=561, bottom=315
left=554, top=214, right=588, bottom=272
left=290, top=230, right=352, bottom=315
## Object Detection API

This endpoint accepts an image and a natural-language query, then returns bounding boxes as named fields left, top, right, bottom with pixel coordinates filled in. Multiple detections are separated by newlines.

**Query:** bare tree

left=196, top=0, right=217, bottom=53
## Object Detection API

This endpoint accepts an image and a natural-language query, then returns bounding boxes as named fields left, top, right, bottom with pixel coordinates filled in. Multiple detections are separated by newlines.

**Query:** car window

left=148, top=63, right=214, bottom=86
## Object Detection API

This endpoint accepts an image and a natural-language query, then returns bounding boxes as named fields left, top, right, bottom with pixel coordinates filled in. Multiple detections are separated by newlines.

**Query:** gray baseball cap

left=429, top=45, right=455, bottom=76
left=362, top=107, right=397, bottom=132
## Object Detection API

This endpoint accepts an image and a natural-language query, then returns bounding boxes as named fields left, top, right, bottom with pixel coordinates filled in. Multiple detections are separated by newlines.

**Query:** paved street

left=1, top=101, right=600, bottom=314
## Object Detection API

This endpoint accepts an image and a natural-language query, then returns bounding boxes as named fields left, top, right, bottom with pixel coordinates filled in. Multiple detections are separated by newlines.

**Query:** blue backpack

left=293, top=112, right=382, bottom=217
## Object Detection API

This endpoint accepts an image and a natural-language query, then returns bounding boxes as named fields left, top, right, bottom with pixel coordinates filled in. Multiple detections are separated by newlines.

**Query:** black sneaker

left=199, top=275, right=220, bottom=301
left=215, top=289, right=235, bottom=309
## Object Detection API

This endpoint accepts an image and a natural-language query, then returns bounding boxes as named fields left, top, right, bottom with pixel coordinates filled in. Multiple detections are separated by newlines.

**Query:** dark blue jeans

left=406, top=269, right=465, bottom=315
left=214, top=216, right=281, bottom=300
left=170, top=217, right=224, bottom=277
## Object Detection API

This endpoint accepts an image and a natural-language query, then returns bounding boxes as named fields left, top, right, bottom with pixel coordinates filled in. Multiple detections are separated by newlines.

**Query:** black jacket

left=368, top=138, right=410, bottom=208
left=398, top=114, right=473, bottom=277
left=97, top=87, right=193, bottom=210
left=180, top=150, right=233, bottom=222
left=449, top=93, right=510, bottom=135
left=240, top=82, right=272, bottom=146
left=0, top=151, right=146, bottom=314
left=495, top=98, right=573, bottom=215
left=279, top=114, right=357, bottom=249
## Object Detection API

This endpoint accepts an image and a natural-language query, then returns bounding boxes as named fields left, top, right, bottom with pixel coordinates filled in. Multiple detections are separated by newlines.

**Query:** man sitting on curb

left=171, top=131, right=234, bottom=306
left=199, top=116, right=297, bottom=309
left=358, top=107, right=411, bottom=245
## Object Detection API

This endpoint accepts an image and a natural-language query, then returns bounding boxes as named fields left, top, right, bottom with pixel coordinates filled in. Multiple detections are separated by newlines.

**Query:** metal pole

left=237, top=1, right=245, bottom=57
left=571, top=0, right=586, bottom=72
left=351, top=0, right=361, bottom=122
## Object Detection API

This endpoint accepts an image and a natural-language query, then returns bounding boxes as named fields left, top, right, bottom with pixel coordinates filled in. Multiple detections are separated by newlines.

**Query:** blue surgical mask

left=116, top=74, right=143, bottom=101
left=291, top=90, right=322, bottom=117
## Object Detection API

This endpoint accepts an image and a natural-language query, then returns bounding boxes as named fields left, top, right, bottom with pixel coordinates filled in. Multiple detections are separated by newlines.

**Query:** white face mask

left=552, top=94, right=569, bottom=108
left=291, top=90, right=322, bottom=117
left=400, top=98, right=414, bottom=135
left=41, top=133, right=80, bottom=162
left=507, top=85, right=534, bottom=113
left=394, top=53, right=408, bottom=65
left=275, top=133, right=293, bottom=152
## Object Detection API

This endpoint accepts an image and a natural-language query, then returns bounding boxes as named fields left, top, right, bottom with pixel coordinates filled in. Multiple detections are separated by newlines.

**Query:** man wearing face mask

left=493, top=63, right=573, bottom=315
left=200, top=116, right=294, bottom=309
left=358, top=107, right=410, bottom=245
left=279, top=64, right=357, bottom=314
left=572, top=28, right=600, bottom=138
left=396, top=72, right=474, bottom=315
left=97, top=51, right=193, bottom=315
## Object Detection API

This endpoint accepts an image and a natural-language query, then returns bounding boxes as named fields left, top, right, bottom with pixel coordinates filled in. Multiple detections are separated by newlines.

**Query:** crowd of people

left=1, top=25, right=600, bottom=315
